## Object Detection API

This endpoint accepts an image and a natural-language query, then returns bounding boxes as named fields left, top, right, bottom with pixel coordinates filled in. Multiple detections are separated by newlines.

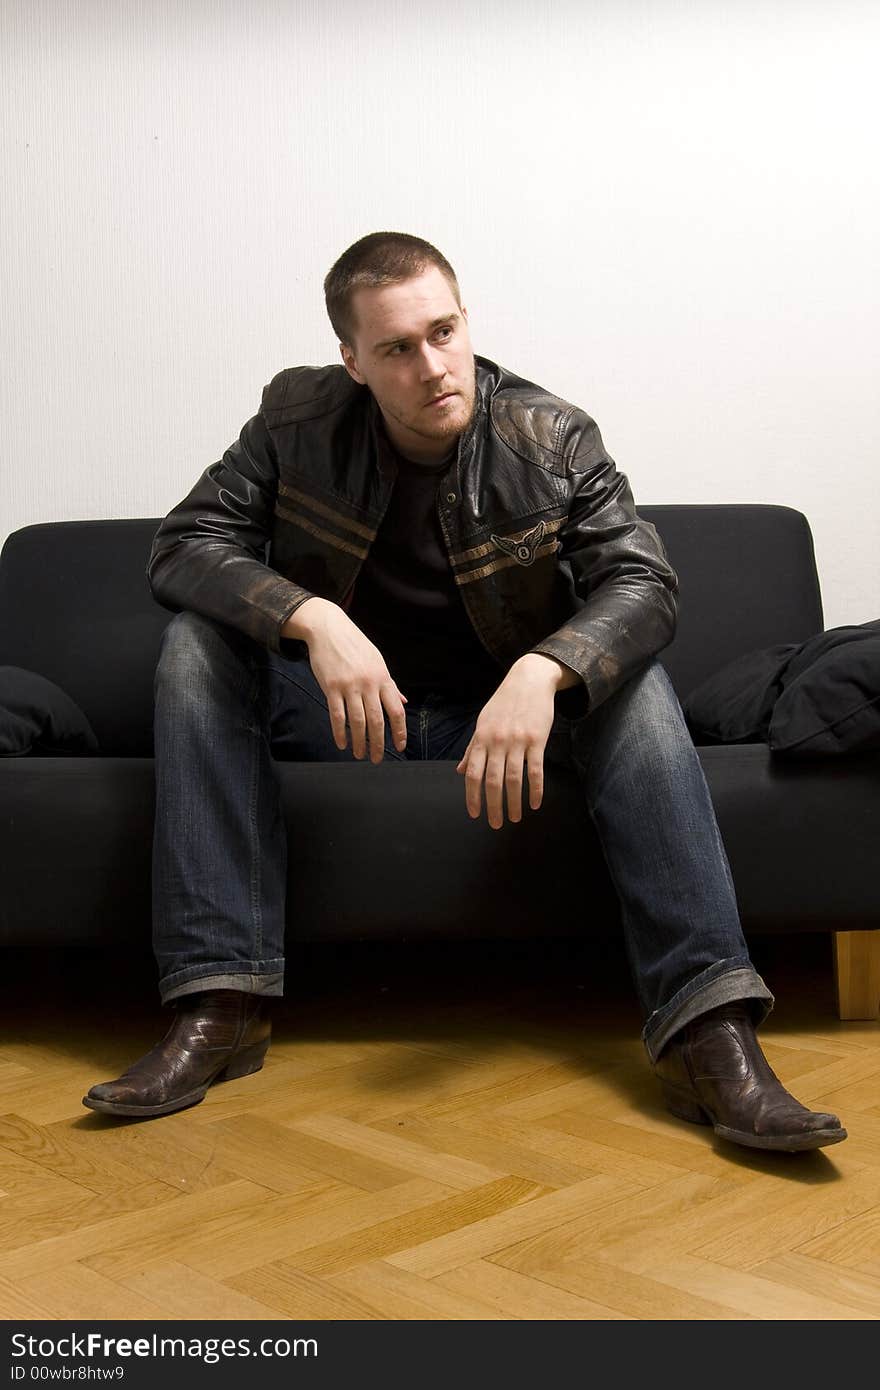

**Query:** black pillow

left=682, top=643, right=798, bottom=745
left=0, top=666, right=98, bottom=756
left=683, top=622, right=880, bottom=755
left=769, top=622, right=880, bottom=754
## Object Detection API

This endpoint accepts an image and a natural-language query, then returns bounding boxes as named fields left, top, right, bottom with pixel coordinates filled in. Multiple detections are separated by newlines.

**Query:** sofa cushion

left=683, top=621, right=880, bottom=755
left=0, top=666, right=98, bottom=756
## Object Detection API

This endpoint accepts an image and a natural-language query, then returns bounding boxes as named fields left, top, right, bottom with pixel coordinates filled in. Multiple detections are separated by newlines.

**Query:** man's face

left=340, top=265, right=476, bottom=464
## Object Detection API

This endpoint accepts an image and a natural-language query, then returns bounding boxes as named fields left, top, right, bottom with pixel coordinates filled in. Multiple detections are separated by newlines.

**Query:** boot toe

left=82, top=1080, right=156, bottom=1114
left=716, top=1103, right=848, bottom=1151
left=802, top=1111, right=847, bottom=1142
left=84, top=1082, right=120, bottom=1104
left=82, top=1077, right=205, bottom=1117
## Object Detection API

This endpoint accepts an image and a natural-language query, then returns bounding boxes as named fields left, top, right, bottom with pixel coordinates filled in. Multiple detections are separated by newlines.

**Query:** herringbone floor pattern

left=1, top=935, right=878, bottom=1320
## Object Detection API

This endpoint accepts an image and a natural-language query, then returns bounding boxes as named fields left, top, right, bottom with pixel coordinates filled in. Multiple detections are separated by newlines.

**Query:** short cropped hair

left=324, top=232, right=461, bottom=346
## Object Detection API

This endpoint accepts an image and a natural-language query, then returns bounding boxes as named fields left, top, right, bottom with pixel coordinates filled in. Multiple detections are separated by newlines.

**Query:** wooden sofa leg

left=833, top=930, right=880, bottom=1021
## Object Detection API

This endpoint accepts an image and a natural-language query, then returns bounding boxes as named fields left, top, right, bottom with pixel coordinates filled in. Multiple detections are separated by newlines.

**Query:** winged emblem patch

left=490, top=520, right=546, bottom=567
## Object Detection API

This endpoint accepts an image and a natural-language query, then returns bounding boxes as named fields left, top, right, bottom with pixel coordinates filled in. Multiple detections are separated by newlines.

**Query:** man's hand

left=282, top=598, right=406, bottom=762
left=456, top=653, right=579, bottom=829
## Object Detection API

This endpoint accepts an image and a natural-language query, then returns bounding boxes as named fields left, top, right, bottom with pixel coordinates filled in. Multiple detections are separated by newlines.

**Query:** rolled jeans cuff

left=641, top=959, right=774, bottom=1064
left=160, top=960, right=285, bottom=1006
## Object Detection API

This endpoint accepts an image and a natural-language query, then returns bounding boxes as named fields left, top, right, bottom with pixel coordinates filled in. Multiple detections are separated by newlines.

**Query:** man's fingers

left=504, top=747, right=525, bottom=824
left=346, top=693, right=367, bottom=759
left=362, top=692, right=387, bottom=764
left=327, top=693, right=348, bottom=751
left=381, top=683, right=408, bottom=754
left=484, top=748, right=507, bottom=830
left=463, top=743, right=486, bottom=819
left=526, top=743, right=545, bottom=811
left=461, top=736, right=547, bottom=826
left=456, top=735, right=474, bottom=774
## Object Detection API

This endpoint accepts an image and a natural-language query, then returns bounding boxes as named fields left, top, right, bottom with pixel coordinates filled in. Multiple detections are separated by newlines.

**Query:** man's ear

left=340, top=341, right=366, bottom=385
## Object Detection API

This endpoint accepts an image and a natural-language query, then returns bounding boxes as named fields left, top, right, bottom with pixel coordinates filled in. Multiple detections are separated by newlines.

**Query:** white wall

left=2, top=0, right=877, bottom=627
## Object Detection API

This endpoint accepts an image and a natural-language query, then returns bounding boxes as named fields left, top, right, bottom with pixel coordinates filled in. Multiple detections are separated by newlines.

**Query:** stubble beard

left=409, top=366, right=477, bottom=446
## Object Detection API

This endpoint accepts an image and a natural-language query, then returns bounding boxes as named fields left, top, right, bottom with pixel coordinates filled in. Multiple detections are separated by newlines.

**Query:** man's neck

left=395, top=445, right=455, bottom=475
left=387, top=431, right=459, bottom=467
left=379, top=416, right=459, bottom=469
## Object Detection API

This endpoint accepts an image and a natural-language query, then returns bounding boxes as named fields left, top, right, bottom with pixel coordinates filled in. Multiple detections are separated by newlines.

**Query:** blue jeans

left=152, top=612, right=772, bottom=1060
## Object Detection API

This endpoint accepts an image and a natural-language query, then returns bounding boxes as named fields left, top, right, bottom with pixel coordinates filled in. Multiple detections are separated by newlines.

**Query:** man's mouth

left=426, top=392, right=456, bottom=408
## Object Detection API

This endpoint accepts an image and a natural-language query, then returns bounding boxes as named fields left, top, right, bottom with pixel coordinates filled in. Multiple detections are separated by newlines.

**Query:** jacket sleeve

left=530, top=412, right=679, bottom=712
left=147, top=409, right=314, bottom=652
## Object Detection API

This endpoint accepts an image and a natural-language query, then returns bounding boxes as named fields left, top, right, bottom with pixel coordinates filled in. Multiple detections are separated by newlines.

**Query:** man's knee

left=610, top=660, right=687, bottom=732
left=573, top=659, right=694, bottom=771
left=155, top=612, right=258, bottom=702
left=625, top=658, right=677, bottom=703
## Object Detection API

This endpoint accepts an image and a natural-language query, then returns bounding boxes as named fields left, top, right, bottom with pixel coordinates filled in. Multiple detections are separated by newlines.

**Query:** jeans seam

left=419, top=708, right=429, bottom=759
left=247, top=723, right=263, bottom=962
left=161, top=958, right=285, bottom=985
left=160, top=964, right=285, bottom=1004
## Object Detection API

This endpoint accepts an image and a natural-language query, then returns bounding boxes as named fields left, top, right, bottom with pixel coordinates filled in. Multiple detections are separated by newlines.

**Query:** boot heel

left=661, top=1082, right=711, bottom=1126
left=221, top=1039, right=270, bottom=1081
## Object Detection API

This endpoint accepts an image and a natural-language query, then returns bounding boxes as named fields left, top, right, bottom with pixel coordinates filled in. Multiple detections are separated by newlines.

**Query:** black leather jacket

left=148, top=355, right=679, bottom=712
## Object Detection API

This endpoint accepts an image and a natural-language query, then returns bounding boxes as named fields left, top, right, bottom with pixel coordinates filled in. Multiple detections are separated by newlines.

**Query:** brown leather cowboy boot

left=82, top=989, right=271, bottom=1118
left=654, top=1004, right=847, bottom=1152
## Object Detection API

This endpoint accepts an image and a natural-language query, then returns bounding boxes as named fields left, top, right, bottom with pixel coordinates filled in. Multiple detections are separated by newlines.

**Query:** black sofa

left=1, top=505, right=878, bottom=1019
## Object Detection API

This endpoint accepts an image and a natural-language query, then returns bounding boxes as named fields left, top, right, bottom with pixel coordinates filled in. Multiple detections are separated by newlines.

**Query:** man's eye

left=435, top=326, right=453, bottom=340
left=389, top=343, right=408, bottom=356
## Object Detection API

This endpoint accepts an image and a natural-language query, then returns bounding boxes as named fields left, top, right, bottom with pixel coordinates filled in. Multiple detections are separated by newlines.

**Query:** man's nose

left=419, top=343, right=446, bottom=381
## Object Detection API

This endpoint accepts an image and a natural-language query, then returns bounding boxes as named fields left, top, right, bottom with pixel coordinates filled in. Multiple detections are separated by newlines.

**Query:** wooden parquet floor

left=1, top=933, right=878, bottom=1321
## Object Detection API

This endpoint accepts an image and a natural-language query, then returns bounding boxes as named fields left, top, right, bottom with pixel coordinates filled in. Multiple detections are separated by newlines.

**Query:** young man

left=84, top=233, right=846, bottom=1153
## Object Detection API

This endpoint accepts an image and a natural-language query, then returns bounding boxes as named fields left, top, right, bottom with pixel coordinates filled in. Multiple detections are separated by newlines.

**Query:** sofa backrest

left=0, top=505, right=824, bottom=755
left=642, top=504, right=823, bottom=695
left=0, top=520, right=166, bottom=756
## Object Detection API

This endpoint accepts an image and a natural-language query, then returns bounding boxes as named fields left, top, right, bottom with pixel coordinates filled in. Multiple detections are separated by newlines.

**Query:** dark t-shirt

left=347, top=445, right=502, bottom=702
